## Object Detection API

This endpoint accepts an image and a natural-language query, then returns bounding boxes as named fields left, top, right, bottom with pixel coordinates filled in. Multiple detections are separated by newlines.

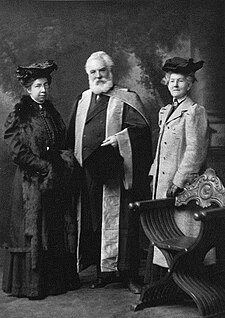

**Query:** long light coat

left=149, top=96, right=209, bottom=267
left=150, top=96, right=208, bottom=199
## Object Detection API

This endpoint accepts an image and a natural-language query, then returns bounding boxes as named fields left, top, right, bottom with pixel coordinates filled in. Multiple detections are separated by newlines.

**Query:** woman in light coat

left=149, top=57, right=209, bottom=274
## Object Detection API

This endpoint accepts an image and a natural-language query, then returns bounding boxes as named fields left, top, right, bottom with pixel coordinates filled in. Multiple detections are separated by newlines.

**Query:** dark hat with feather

left=162, top=57, right=204, bottom=75
left=161, top=57, right=204, bottom=85
left=16, top=60, right=57, bottom=87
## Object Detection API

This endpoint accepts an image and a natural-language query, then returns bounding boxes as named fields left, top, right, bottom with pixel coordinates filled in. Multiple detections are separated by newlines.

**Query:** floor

left=0, top=263, right=206, bottom=318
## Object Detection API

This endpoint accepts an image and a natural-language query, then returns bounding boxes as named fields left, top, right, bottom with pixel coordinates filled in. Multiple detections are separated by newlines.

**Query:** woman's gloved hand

left=166, top=184, right=183, bottom=198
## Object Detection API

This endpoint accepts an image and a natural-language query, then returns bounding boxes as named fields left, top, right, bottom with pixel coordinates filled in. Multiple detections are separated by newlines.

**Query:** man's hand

left=101, top=135, right=118, bottom=148
left=166, top=184, right=183, bottom=198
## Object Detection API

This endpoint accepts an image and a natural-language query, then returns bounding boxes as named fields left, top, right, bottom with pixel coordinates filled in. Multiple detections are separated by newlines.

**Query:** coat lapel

left=86, top=95, right=109, bottom=123
left=166, top=97, right=194, bottom=124
left=160, top=105, right=173, bottom=126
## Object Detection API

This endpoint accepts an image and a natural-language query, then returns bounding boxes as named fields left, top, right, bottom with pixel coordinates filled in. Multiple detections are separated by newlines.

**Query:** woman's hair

left=23, top=75, right=52, bottom=89
left=161, top=72, right=196, bottom=86
left=185, top=73, right=196, bottom=84
left=85, top=51, right=114, bottom=74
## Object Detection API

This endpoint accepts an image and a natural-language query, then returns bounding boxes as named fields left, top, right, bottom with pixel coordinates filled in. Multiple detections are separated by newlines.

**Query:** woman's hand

left=166, top=184, right=183, bottom=198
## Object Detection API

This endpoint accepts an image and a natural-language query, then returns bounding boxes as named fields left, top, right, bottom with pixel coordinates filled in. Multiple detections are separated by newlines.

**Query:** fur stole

left=14, top=95, right=61, bottom=124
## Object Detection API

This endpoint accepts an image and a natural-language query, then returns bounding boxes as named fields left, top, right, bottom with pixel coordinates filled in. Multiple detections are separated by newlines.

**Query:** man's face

left=27, top=78, right=49, bottom=103
left=87, top=58, right=113, bottom=94
left=168, top=73, right=192, bottom=99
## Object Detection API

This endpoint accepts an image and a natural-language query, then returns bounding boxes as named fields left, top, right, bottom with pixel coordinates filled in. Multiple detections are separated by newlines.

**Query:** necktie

left=167, top=99, right=178, bottom=119
left=173, top=99, right=178, bottom=107
left=88, top=93, right=98, bottom=114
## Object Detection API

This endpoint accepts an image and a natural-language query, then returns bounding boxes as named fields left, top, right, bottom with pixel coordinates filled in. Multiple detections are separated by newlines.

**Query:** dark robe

left=67, top=86, right=152, bottom=277
left=2, top=95, right=79, bottom=299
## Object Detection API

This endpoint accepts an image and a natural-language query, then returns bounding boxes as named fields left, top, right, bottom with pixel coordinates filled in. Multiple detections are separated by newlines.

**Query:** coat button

left=164, top=142, right=167, bottom=144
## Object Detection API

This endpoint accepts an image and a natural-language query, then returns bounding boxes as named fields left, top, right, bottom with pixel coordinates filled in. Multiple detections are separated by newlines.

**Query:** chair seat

left=157, top=236, right=196, bottom=251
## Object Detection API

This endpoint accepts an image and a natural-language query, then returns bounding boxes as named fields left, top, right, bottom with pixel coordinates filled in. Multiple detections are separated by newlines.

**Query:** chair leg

left=144, top=244, right=154, bottom=284
left=134, top=271, right=184, bottom=311
left=173, top=266, right=225, bottom=317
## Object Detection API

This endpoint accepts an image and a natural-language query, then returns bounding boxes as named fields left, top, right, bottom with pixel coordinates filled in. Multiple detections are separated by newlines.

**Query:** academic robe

left=67, top=85, right=152, bottom=273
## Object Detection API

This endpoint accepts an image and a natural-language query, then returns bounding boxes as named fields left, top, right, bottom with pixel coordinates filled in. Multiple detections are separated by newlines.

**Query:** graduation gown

left=67, top=86, right=152, bottom=273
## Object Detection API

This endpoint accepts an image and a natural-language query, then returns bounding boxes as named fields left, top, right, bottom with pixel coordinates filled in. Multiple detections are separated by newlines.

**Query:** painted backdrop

left=0, top=0, right=220, bottom=245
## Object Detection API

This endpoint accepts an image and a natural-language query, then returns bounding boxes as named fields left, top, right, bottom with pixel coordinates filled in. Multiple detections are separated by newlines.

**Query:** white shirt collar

left=173, top=96, right=187, bottom=105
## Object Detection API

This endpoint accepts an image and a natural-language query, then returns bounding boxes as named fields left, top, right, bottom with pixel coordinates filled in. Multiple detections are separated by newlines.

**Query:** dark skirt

left=2, top=167, right=80, bottom=299
left=2, top=248, right=79, bottom=299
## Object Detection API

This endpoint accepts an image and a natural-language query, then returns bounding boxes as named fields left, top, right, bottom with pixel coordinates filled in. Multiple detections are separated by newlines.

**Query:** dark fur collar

left=14, top=95, right=56, bottom=121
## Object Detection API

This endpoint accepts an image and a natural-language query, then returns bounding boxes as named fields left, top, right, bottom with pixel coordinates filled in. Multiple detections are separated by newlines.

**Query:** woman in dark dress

left=2, top=60, right=80, bottom=299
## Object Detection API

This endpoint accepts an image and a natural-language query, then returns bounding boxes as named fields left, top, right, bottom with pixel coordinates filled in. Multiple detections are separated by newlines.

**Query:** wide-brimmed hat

left=162, top=57, right=204, bottom=75
left=16, top=60, right=57, bottom=87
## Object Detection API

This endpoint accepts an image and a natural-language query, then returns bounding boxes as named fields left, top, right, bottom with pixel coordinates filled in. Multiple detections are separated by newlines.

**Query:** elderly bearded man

left=66, top=51, right=152, bottom=293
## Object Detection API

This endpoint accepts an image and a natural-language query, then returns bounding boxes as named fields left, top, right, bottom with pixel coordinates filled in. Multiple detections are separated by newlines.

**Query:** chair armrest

left=129, top=198, right=175, bottom=212
left=194, top=207, right=225, bottom=221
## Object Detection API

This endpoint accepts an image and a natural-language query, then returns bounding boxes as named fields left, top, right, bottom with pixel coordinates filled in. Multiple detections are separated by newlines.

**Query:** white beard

left=89, top=76, right=113, bottom=95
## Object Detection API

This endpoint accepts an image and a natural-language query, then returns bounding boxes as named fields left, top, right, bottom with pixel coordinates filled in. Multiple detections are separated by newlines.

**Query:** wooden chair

left=129, top=168, right=225, bottom=317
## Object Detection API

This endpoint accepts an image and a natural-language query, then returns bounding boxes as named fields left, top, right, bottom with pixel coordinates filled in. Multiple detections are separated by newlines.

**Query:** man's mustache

left=94, top=79, right=107, bottom=85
